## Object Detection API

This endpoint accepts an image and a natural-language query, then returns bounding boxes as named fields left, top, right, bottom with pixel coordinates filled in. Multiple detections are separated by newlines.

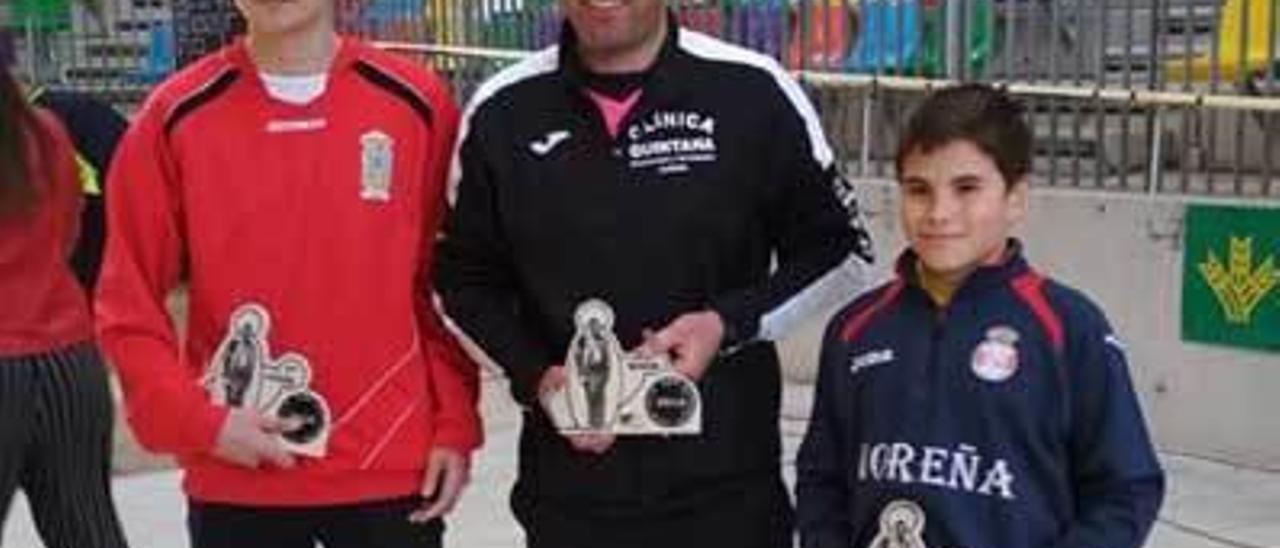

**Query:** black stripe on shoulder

left=354, top=60, right=433, bottom=129
left=164, top=69, right=240, bottom=136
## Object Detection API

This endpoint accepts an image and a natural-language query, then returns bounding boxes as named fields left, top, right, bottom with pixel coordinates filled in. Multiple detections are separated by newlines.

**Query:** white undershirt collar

left=260, top=72, right=328, bottom=106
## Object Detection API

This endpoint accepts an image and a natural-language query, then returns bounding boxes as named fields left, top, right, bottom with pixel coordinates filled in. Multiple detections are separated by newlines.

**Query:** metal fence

left=3, top=0, right=1279, bottom=198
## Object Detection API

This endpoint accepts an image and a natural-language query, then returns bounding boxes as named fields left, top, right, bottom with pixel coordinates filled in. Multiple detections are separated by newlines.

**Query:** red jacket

left=95, top=37, right=481, bottom=506
left=0, top=110, right=92, bottom=356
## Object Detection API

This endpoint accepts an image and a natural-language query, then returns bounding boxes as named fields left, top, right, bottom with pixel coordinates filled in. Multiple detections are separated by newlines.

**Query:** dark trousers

left=518, top=478, right=795, bottom=548
left=0, top=342, right=129, bottom=548
left=188, top=496, right=444, bottom=548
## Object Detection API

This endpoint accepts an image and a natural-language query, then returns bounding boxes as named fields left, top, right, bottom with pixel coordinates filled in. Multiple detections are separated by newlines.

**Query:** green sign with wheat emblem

left=1182, top=205, right=1280, bottom=351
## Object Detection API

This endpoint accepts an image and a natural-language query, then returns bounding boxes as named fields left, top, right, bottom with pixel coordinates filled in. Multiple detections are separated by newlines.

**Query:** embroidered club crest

left=971, top=325, right=1021, bottom=383
left=868, top=499, right=928, bottom=548
left=204, top=304, right=332, bottom=457
left=360, top=130, right=394, bottom=202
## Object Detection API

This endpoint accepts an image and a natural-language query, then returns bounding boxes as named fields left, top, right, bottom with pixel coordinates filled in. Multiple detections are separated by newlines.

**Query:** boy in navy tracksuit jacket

left=797, top=84, right=1164, bottom=548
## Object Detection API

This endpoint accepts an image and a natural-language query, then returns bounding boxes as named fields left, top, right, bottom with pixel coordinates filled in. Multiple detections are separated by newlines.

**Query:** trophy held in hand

left=203, top=304, right=332, bottom=457
left=542, top=299, right=701, bottom=436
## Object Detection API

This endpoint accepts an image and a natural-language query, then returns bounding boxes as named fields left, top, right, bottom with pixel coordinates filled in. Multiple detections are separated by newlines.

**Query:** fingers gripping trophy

left=543, top=299, right=701, bottom=436
left=203, top=304, right=331, bottom=456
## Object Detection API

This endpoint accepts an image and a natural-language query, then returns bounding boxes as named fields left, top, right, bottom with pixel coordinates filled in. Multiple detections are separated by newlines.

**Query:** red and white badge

left=971, top=326, right=1021, bottom=383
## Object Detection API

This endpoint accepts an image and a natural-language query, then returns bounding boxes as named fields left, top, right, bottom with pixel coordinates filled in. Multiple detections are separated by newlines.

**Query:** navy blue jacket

left=797, top=243, right=1164, bottom=548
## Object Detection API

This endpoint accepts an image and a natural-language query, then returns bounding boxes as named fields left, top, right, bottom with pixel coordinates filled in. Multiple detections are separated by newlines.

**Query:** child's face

left=234, top=0, right=332, bottom=39
left=898, top=139, right=1027, bottom=286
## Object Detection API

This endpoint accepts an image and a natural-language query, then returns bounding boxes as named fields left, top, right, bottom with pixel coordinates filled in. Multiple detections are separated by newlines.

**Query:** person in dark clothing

left=434, top=1, right=875, bottom=547
left=27, top=86, right=128, bottom=291
left=796, top=83, right=1164, bottom=548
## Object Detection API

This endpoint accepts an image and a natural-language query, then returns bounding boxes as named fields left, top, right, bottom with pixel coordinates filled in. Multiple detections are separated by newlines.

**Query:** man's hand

left=410, top=448, right=471, bottom=523
left=537, top=364, right=569, bottom=400
left=539, top=365, right=616, bottom=455
left=642, top=310, right=724, bottom=382
left=211, top=408, right=298, bottom=469
left=564, top=431, right=615, bottom=455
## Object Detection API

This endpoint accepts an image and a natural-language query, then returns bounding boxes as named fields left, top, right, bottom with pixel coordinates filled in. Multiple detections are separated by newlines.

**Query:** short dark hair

left=895, top=83, right=1032, bottom=187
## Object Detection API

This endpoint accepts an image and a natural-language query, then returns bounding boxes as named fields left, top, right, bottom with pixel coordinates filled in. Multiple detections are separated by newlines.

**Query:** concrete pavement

left=4, top=378, right=1278, bottom=548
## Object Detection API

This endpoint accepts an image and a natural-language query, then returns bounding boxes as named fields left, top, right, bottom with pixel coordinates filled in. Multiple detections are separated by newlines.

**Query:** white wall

left=776, top=180, right=1280, bottom=471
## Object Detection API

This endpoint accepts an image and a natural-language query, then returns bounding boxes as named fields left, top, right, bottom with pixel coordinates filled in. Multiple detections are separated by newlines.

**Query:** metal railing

left=3, top=0, right=1278, bottom=198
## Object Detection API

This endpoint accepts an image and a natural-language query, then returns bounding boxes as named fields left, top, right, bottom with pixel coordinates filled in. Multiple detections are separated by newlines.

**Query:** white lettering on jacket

left=857, top=442, right=1017, bottom=501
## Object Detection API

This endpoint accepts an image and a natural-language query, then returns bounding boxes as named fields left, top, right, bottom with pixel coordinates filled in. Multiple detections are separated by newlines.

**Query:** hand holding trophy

left=203, top=304, right=332, bottom=458
left=541, top=300, right=702, bottom=436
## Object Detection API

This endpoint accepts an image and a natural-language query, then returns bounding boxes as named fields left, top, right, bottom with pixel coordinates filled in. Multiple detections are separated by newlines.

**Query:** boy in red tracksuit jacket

left=95, top=1, right=480, bottom=545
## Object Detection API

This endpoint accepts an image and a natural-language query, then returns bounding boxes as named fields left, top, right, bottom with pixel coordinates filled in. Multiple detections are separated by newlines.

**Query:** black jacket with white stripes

left=434, top=16, right=874, bottom=519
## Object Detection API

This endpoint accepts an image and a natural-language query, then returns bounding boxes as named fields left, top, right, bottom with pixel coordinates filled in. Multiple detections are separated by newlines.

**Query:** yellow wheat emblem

left=1198, top=236, right=1280, bottom=325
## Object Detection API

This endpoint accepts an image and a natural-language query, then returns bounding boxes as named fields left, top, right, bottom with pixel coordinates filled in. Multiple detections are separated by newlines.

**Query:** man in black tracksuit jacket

left=433, top=3, right=874, bottom=547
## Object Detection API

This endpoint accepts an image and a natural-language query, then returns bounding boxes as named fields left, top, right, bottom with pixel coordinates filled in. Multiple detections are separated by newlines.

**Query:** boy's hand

left=211, top=408, right=298, bottom=469
left=539, top=365, right=616, bottom=455
left=410, top=448, right=471, bottom=523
